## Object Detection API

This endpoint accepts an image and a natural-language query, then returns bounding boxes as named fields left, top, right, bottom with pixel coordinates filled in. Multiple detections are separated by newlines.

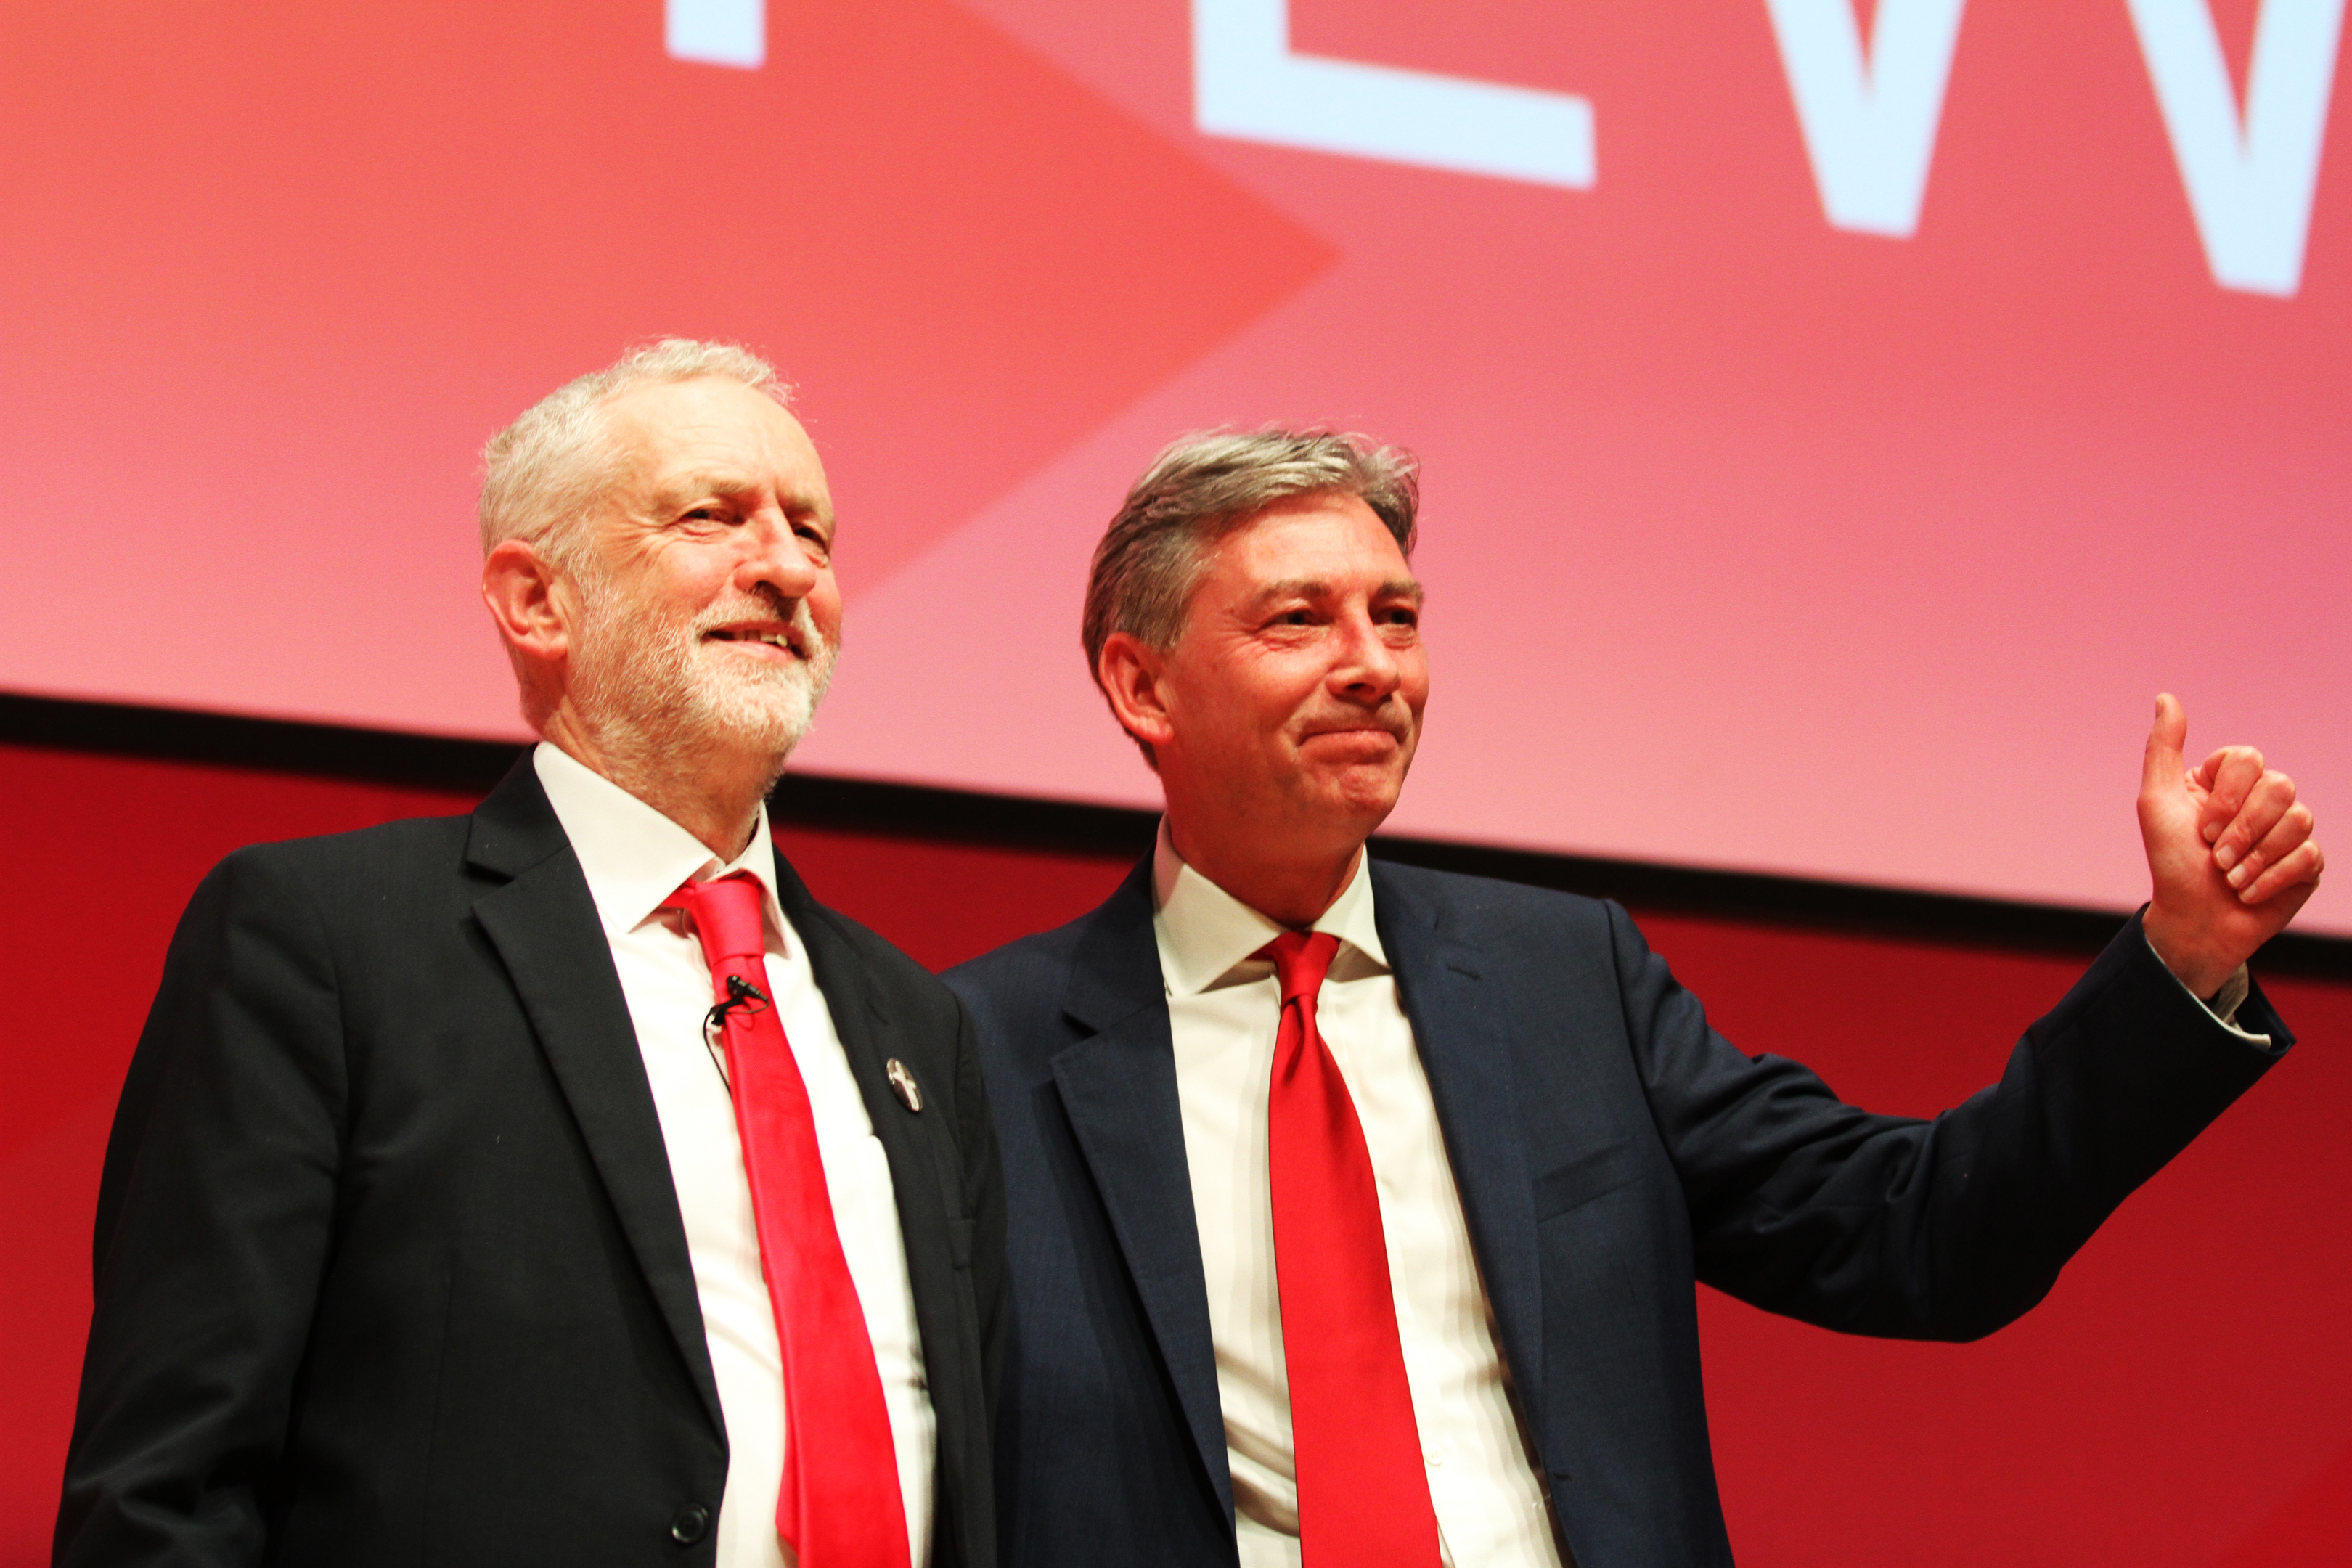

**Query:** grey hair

left=1082, top=428, right=1418, bottom=765
left=1082, top=427, right=1418, bottom=678
left=478, top=338, right=792, bottom=564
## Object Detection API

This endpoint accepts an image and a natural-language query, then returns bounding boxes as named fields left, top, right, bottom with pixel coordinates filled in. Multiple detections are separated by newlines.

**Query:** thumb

left=2141, top=692, right=2187, bottom=794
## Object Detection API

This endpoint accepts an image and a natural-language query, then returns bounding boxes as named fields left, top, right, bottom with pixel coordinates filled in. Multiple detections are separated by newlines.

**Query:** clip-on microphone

left=701, top=975, right=772, bottom=1091
left=706, top=973, right=770, bottom=1034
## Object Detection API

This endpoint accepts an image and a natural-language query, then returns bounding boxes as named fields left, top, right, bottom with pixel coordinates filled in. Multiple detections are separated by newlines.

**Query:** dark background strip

left=7, top=690, right=2343, bottom=979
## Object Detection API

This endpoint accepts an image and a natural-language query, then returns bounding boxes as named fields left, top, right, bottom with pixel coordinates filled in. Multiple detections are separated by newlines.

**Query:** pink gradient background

left=1, top=0, right=2343, bottom=930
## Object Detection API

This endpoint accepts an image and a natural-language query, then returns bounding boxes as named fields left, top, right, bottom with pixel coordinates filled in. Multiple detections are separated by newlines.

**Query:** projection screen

left=1, top=0, right=2343, bottom=929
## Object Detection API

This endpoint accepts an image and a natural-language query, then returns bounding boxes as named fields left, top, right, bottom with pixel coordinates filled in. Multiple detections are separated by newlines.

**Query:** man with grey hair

left=58, top=340, right=1005, bottom=1568
left=948, top=428, right=2319, bottom=1567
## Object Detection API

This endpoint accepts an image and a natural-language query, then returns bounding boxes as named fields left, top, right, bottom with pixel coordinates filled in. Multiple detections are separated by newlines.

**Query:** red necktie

left=664, top=873, right=910, bottom=1568
left=1259, top=931, right=1442, bottom=1567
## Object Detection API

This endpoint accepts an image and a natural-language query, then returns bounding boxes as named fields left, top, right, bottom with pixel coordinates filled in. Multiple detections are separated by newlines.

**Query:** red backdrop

left=4, top=740, right=2345, bottom=1565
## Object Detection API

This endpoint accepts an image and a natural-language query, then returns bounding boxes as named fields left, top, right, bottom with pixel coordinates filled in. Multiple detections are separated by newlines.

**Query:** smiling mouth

left=703, top=626, right=801, bottom=656
left=1301, top=725, right=1408, bottom=750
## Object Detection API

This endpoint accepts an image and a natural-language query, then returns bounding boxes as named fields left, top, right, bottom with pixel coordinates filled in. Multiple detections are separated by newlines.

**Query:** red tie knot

left=661, top=870, right=768, bottom=963
left=1255, top=930, right=1341, bottom=1006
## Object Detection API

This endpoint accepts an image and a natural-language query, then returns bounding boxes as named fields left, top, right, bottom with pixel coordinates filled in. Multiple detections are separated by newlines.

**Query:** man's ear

left=481, top=539, right=572, bottom=664
left=1097, top=632, right=1177, bottom=759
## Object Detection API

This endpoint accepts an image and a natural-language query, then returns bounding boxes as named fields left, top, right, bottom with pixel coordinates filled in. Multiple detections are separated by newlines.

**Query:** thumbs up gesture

left=2139, top=694, right=2324, bottom=998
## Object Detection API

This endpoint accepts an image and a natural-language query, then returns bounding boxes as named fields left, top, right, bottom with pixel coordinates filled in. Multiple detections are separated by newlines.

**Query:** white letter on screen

left=2126, top=0, right=2343, bottom=297
left=1764, top=0, right=1967, bottom=237
left=667, top=0, right=764, bottom=70
left=1192, top=0, right=1595, bottom=189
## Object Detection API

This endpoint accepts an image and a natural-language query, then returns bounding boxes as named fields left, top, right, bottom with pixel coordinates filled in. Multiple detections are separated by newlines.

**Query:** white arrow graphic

left=2127, top=0, right=2344, bottom=297
left=667, top=0, right=764, bottom=70
left=1192, top=0, right=1595, bottom=189
left=1765, top=0, right=1969, bottom=237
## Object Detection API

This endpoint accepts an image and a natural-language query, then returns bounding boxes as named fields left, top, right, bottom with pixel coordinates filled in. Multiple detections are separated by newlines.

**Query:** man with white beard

left=56, top=342, right=1007, bottom=1568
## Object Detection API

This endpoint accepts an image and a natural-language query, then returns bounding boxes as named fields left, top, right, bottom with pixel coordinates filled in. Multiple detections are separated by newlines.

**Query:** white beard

left=565, top=564, right=837, bottom=788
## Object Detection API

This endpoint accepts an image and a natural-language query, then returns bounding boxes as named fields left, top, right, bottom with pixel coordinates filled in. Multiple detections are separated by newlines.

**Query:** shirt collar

left=532, top=740, right=786, bottom=944
left=1151, top=817, right=1387, bottom=997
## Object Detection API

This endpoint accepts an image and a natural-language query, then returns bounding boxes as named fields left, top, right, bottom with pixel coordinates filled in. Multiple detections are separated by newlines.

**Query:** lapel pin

left=885, top=1058, right=923, bottom=1114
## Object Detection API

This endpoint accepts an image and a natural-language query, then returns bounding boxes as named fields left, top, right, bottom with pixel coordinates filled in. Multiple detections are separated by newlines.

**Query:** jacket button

left=670, top=1504, right=711, bottom=1545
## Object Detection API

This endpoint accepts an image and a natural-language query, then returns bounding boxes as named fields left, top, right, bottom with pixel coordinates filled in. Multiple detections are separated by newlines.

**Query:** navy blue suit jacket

left=944, top=857, right=2290, bottom=1568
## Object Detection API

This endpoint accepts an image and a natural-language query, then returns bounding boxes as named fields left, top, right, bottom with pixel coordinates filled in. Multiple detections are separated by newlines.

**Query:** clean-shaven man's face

left=562, top=375, right=842, bottom=765
left=1153, top=493, right=1427, bottom=840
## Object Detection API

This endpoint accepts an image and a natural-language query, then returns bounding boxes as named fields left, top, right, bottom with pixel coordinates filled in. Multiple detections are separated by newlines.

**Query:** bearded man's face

left=560, top=375, right=842, bottom=769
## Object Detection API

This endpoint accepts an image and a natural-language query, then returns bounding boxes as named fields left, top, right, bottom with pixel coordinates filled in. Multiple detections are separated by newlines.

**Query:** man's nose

left=1330, top=611, right=1402, bottom=700
left=737, top=510, right=822, bottom=600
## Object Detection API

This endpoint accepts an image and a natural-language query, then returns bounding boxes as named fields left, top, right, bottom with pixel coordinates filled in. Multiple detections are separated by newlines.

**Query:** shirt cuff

left=2143, top=932, right=2269, bottom=1046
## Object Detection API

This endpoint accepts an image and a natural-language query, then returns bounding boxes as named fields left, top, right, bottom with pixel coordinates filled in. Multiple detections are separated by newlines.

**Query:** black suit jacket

left=944, top=857, right=2290, bottom=1568
left=57, top=760, right=1005, bottom=1567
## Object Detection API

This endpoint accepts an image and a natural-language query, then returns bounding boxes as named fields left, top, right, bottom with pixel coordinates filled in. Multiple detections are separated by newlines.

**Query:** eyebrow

left=1246, top=576, right=1424, bottom=607
left=650, top=470, right=752, bottom=509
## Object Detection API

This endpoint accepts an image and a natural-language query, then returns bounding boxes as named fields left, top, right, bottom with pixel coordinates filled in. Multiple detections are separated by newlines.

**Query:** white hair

left=563, top=544, right=838, bottom=788
left=477, top=338, right=792, bottom=565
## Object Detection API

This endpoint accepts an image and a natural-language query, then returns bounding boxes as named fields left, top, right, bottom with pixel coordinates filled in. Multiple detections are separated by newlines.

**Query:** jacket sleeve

left=1611, top=903, right=2290, bottom=1340
left=55, top=846, right=348, bottom=1566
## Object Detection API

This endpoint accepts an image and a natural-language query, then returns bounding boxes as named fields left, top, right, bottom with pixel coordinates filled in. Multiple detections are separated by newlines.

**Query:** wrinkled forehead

left=605, top=377, right=830, bottom=508
left=1205, top=494, right=1420, bottom=598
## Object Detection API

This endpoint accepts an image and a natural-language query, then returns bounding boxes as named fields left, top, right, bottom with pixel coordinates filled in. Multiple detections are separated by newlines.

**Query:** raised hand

left=2139, top=693, right=2323, bottom=999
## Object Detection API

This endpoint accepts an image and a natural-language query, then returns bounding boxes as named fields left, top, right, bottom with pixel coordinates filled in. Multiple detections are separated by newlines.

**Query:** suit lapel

left=465, top=760, right=727, bottom=1438
left=1373, top=861, right=1549, bottom=1462
left=769, top=854, right=963, bottom=1337
left=1051, top=862, right=1236, bottom=1521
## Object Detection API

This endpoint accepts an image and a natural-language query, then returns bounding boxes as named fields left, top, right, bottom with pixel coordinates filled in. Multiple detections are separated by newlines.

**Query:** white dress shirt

left=535, top=743, right=934, bottom=1568
left=1151, top=823, right=1565, bottom=1568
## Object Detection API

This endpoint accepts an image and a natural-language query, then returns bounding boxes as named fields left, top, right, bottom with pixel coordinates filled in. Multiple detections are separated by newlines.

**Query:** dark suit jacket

left=944, top=857, right=2290, bottom=1568
left=57, top=760, right=1005, bottom=1568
